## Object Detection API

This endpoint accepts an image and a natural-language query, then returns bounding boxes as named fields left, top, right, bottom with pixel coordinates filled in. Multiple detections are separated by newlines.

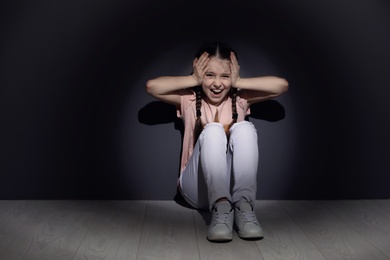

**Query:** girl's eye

left=205, top=73, right=213, bottom=77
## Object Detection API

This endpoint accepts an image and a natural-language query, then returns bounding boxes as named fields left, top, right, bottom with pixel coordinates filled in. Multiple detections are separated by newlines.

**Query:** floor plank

left=323, top=200, right=390, bottom=259
left=136, top=200, right=199, bottom=260
left=369, top=199, right=390, bottom=219
left=1, top=200, right=390, bottom=260
left=20, top=200, right=100, bottom=260
left=0, top=200, right=47, bottom=259
left=280, top=200, right=388, bottom=260
left=73, top=200, right=147, bottom=260
left=194, top=208, right=263, bottom=260
left=255, top=200, right=327, bottom=260
left=0, top=200, right=16, bottom=222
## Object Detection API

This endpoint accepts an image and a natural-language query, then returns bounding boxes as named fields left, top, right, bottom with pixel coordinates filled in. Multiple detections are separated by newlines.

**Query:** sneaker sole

left=234, top=223, right=264, bottom=240
left=207, top=234, right=233, bottom=242
left=238, top=230, right=264, bottom=240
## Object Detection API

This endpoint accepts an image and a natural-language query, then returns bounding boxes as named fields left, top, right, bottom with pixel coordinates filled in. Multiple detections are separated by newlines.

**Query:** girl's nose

left=214, top=78, right=222, bottom=87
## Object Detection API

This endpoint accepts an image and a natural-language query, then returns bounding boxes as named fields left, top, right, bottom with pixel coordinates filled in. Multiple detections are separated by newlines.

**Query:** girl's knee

left=230, top=121, right=257, bottom=135
left=199, top=123, right=227, bottom=147
left=201, top=123, right=225, bottom=138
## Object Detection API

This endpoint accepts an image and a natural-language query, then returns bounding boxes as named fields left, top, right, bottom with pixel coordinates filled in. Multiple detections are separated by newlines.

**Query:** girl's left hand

left=230, top=52, right=241, bottom=88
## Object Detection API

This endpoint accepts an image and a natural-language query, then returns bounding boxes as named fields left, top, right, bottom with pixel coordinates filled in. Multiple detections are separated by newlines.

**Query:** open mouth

left=211, top=89, right=223, bottom=95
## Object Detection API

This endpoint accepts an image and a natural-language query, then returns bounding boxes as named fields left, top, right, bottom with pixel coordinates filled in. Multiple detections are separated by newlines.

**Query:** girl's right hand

left=192, top=52, right=209, bottom=85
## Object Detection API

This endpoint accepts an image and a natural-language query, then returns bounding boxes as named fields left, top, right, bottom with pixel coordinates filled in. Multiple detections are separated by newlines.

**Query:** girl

left=146, top=42, right=288, bottom=242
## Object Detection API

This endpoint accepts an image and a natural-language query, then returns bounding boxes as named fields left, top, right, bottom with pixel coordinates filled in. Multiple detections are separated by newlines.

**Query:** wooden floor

left=1, top=200, right=390, bottom=260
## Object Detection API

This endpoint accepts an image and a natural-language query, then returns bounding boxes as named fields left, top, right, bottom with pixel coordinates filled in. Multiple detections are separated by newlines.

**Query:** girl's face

left=202, top=57, right=232, bottom=106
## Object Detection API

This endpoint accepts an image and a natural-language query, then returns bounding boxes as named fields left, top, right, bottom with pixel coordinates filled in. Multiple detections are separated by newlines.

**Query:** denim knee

left=230, top=121, right=256, bottom=134
left=200, top=123, right=227, bottom=144
left=229, top=121, right=258, bottom=145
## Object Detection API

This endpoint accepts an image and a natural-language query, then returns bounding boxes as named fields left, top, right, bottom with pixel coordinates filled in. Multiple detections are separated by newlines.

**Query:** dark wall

left=1, top=0, right=390, bottom=199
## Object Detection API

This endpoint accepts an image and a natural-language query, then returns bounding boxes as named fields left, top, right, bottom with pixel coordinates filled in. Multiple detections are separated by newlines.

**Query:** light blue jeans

left=179, top=121, right=259, bottom=211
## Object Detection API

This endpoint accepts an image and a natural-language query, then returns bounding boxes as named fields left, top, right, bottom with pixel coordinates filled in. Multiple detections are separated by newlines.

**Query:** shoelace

left=237, top=209, right=258, bottom=223
left=213, top=209, right=233, bottom=224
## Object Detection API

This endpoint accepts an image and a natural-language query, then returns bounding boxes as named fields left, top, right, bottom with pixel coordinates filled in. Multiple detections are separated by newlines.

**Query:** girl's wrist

left=190, top=74, right=201, bottom=86
left=232, top=77, right=241, bottom=88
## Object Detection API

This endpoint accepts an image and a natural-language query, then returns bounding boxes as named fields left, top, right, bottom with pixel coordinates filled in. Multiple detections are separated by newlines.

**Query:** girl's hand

left=230, top=52, right=241, bottom=88
left=192, top=52, right=209, bottom=85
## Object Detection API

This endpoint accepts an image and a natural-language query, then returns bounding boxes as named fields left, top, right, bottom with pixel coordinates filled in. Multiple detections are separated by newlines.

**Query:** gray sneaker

left=234, top=201, right=264, bottom=239
left=207, top=201, right=234, bottom=242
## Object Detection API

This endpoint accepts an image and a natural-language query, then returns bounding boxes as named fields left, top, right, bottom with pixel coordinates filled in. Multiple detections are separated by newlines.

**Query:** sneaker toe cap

left=208, top=224, right=233, bottom=241
left=239, top=223, right=264, bottom=238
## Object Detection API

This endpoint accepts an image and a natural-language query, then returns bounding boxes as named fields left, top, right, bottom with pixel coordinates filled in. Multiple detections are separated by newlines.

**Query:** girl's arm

left=145, top=75, right=197, bottom=106
left=145, top=52, right=210, bottom=106
left=230, top=52, right=289, bottom=104
left=235, top=76, right=289, bottom=104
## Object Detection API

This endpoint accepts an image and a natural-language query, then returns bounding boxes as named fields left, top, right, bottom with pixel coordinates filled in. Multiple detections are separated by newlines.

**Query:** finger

left=230, top=52, right=238, bottom=64
left=198, top=52, right=209, bottom=64
left=230, top=63, right=236, bottom=74
left=230, top=59, right=237, bottom=69
left=202, top=65, right=209, bottom=74
left=200, top=52, right=209, bottom=61
left=199, top=58, right=209, bottom=71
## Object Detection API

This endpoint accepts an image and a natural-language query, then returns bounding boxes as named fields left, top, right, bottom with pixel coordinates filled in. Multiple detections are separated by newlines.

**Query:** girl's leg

left=179, top=122, right=235, bottom=241
left=228, top=121, right=259, bottom=207
left=199, top=123, right=232, bottom=210
left=179, top=139, right=208, bottom=210
left=228, top=121, right=263, bottom=239
left=179, top=123, right=232, bottom=211
left=198, top=123, right=233, bottom=242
